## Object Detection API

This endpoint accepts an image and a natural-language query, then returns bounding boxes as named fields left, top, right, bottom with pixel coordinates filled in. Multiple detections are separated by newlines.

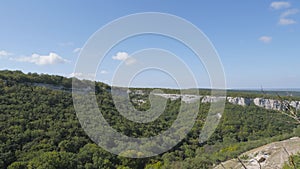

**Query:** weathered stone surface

left=214, top=137, right=300, bottom=169
left=201, top=96, right=226, bottom=103
left=227, top=97, right=252, bottom=106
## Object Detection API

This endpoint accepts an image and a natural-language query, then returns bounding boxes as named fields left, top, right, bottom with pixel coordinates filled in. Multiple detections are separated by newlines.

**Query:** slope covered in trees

left=0, top=70, right=299, bottom=169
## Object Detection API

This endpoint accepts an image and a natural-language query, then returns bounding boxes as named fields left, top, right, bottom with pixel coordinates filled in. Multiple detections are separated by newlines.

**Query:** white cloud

left=0, top=50, right=12, bottom=57
left=112, top=52, right=136, bottom=65
left=100, top=70, right=108, bottom=74
left=270, top=1, right=291, bottom=10
left=278, top=9, right=298, bottom=25
left=15, top=52, right=69, bottom=65
left=73, top=48, right=81, bottom=53
left=270, top=2, right=298, bottom=25
left=279, top=18, right=297, bottom=25
left=112, top=52, right=129, bottom=61
left=280, top=9, right=299, bottom=18
left=259, top=36, right=272, bottom=43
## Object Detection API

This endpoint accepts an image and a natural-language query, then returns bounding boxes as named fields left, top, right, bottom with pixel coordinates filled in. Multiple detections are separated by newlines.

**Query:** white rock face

left=201, top=96, right=226, bottom=103
left=181, top=95, right=202, bottom=103
left=253, top=98, right=282, bottom=111
left=252, top=98, right=300, bottom=111
left=149, top=93, right=300, bottom=111
left=153, top=93, right=201, bottom=103
left=152, top=94, right=181, bottom=101
left=153, top=94, right=226, bottom=104
left=290, top=101, right=300, bottom=110
left=227, top=97, right=252, bottom=106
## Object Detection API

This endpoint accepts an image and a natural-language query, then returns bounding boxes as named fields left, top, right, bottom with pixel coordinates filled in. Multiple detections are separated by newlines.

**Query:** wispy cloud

left=279, top=9, right=299, bottom=25
left=281, top=8, right=299, bottom=17
left=270, top=2, right=298, bottom=25
left=270, top=1, right=291, bottom=10
left=112, top=52, right=136, bottom=65
left=259, top=36, right=272, bottom=43
left=0, top=50, right=13, bottom=57
left=73, top=48, right=81, bottom=53
left=279, top=18, right=297, bottom=25
left=15, top=52, right=69, bottom=65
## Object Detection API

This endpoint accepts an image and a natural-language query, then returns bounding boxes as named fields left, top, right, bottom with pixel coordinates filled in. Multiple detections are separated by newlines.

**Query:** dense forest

left=0, top=70, right=299, bottom=169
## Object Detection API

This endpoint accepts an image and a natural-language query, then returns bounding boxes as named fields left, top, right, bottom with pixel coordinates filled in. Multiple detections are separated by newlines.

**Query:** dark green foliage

left=0, top=70, right=299, bottom=169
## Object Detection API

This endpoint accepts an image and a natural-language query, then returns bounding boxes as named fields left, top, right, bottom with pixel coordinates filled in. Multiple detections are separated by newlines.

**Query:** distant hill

left=0, top=70, right=299, bottom=169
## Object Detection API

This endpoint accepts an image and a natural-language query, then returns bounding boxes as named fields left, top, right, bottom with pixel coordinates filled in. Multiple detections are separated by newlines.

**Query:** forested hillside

left=0, top=70, right=299, bottom=169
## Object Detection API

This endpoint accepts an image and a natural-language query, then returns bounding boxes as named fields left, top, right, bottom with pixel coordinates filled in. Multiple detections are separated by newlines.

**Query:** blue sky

left=0, top=0, right=299, bottom=89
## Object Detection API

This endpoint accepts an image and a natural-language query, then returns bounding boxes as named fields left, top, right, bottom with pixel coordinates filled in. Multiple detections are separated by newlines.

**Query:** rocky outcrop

left=152, top=94, right=224, bottom=104
left=201, top=96, right=226, bottom=103
left=290, top=101, right=300, bottom=110
left=253, top=98, right=283, bottom=111
left=152, top=94, right=181, bottom=101
left=152, top=94, right=201, bottom=103
left=252, top=98, right=300, bottom=111
left=206, top=96, right=299, bottom=111
left=214, top=137, right=300, bottom=169
left=152, top=94, right=300, bottom=112
left=227, top=97, right=252, bottom=106
left=182, top=95, right=202, bottom=103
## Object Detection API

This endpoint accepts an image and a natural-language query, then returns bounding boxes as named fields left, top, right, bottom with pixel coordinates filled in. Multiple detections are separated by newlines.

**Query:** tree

left=27, top=151, right=77, bottom=169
